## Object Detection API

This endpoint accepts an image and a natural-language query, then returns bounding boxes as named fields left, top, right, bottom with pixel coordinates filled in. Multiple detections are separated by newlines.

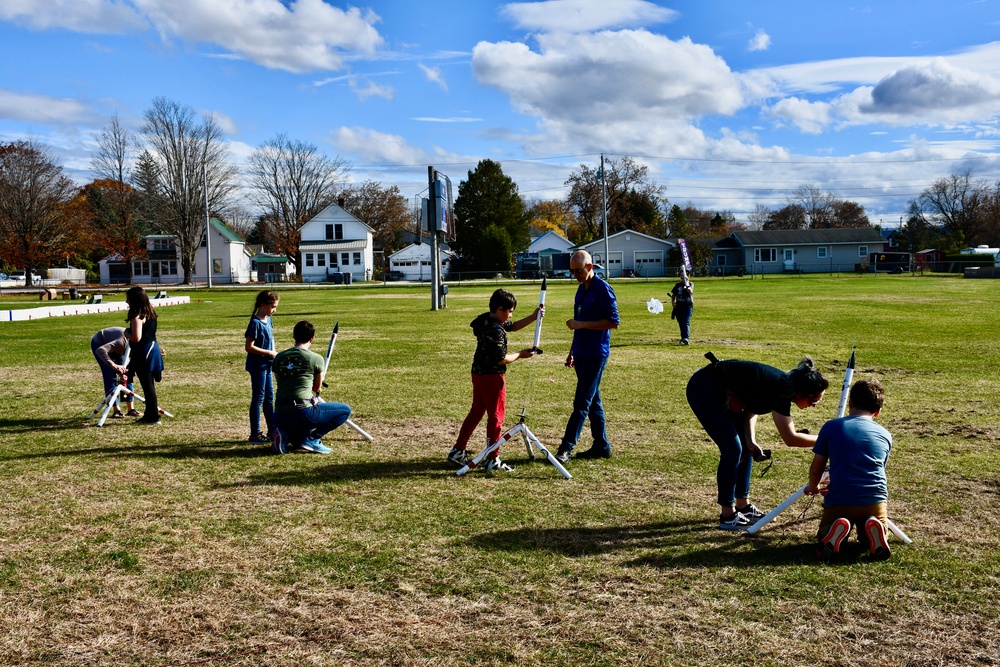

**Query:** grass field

left=0, top=274, right=998, bottom=666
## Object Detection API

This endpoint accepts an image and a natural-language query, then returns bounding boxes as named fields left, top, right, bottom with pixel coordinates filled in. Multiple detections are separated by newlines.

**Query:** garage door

left=634, top=250, right=664, bottom=277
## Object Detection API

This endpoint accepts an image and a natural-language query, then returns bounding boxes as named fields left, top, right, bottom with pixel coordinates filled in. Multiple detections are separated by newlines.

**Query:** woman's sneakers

left=719, top=511, right=753, bottom=530
left=865, top=517, right=892, bottom=561
left=736, top=503, right=767, bottom=523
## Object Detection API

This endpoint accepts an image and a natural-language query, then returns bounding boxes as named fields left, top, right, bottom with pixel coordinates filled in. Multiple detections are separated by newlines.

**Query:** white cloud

left=0, top=89, right=100, bottom=125
left=861, top=58, right=1000, bottom=117
left=418, top=63, right=448, bottom=92
left=0, top=0, right=146, bottom=33
left=767, top=97, right=831, bottom=134
left=501, top=0, right=677, bottom=33
left=748, top=29, right=771, bottom=52
left=472, top=30, right=743, bottom=154
left=331, top=127, right=429, bottom=165
left=2, top=0, right=385, bottom=73
left=134, top=0, right=384, bottom=72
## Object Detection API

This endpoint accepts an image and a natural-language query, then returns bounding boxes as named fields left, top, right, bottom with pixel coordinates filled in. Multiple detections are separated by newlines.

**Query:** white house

left=388, top=242, right=455, bottom=281
left=298, top=201, right=375, bottom=283
left=98, top=218, right=252, bottom=285
left=528, top=230, right=574, bottom=255
left=574, top=229, right=676, bottom=278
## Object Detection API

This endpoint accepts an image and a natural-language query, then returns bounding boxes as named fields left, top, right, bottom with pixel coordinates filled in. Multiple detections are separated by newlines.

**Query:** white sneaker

left=482, top=457, right=514, bottom=473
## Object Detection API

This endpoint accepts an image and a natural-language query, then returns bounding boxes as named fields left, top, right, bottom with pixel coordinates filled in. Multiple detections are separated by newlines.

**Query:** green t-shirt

left=273, top=346, right=325, bottom=408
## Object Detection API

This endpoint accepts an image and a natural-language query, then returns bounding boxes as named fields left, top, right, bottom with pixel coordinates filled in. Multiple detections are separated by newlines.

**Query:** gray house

left=574, top=229, right=676, bottom=278
left=712, top=228, right=887, bottom=274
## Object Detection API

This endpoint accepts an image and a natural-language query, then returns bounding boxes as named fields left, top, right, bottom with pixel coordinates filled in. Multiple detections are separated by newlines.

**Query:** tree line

left=3, top=98, right=998, bottom=280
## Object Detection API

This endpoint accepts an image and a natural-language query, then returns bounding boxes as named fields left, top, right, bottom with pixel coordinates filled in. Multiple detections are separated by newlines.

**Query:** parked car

left=386, top=270, right=406, bottom=281
left=10, top=270, right=42, bottom=286
left=0, top=272, right=7, bottom=280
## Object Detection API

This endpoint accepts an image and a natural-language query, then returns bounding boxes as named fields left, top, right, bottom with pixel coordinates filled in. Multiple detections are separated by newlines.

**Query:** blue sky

left=2, top=0, right=1000, bottom=226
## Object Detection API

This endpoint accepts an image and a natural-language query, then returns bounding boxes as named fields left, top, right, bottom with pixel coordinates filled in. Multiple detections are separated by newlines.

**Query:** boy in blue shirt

left=807, top=378, right=893, bottom=561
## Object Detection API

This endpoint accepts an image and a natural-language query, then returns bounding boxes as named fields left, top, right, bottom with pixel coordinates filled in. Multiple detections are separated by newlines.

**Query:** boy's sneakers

left=300, top=438, right=332, bottom=454
left=482, top=457, right=514, bottom=473
left=865, top=517, right=891, bottom=561
left=270, top=429, right=287, bottom=455
left=818, top=517, right=851, bottom=561
left=447, top=447, right=471, bottom=467
left=248, top=433, right=269, bottom=445
left=719, top=511, right=753, bottom=531
left=736, top=503, right=767, bottom=523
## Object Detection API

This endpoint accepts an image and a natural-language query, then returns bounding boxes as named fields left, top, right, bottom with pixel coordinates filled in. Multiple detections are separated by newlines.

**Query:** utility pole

left=600, top=153, right=610, bottom=281
left=428, top=166, right=440, bottom=310
left=203, top=160, right=212, bottom=288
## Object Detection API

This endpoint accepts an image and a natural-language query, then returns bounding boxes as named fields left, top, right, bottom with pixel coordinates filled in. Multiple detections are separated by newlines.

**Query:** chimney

left=338, top=197, right=345, bottom=207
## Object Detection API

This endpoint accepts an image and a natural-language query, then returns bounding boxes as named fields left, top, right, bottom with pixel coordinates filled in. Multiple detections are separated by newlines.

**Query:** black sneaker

left=865, top=517, right=891, bottom=561
left=736, top=503, right=767, bottom=523
left=447, top=448, right=471, bottom=467
left=818, top=517, right=851, bottom=561
left=719, top=511, right=753, bottom=531
left=576, top=447, right=612, bottom=459
left=555, top=448, right=571, bottom=465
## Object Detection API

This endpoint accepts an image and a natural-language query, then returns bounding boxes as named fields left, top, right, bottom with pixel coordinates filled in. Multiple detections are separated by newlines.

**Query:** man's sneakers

left=818, top=517, right=851, bottom=561
left=576, top=447, right=612, bottom=460
left=554, top=447, right=572, bottom=465
left=865, top=517, right=892, bottom=561
left=482, top=457, right=514, bottom=473
left=270, top=429, right=287, bottom=455
left=736, top=503, right=767, bottom=524
left=300, top=438, right=332, bottom=454
left=447, top=447, right=471, bottom=467
left=719, top=511, right=753, bottom=531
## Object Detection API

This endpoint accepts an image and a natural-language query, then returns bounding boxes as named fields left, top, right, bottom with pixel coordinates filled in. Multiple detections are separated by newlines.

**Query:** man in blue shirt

left=807, top=378, right=893, bottom=561
left=556, top=250, right=620, bottom=464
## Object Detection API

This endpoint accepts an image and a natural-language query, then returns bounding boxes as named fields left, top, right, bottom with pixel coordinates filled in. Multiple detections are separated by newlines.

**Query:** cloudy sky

left=2, top=0, right=1000, bottom=225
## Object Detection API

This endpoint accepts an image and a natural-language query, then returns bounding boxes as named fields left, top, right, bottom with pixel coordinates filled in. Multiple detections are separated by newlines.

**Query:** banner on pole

left=678, top=238, right=692, bottom=272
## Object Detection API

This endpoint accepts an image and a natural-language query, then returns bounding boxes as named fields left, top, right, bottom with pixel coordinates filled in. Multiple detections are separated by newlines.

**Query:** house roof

left=253, top=254, right=288, bottom=264
left=730, top=228, right=885, bottom=246
left=299, top=202, right=375, bottom=233
left=211, top=218, right=245, bottom=243
left=388, top=242, right=455, bottom=260
left=573, top=228, right=676, bottom=250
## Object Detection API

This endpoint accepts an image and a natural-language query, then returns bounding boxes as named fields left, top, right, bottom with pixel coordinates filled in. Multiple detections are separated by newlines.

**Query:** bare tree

left=918, top=169, right=989, bottom=246
left=248, top=133, right=348, bottom=269
left=338, top=180, right=412, bottom=255
left=140, top=97, right=237, bottom=284
left=789, top=184, right=835, bottom=228
left=0, top=139, right=77, bottom=274
left=747, top=203, right=772, bottom=230
left=90, top=113, right=146, bottom=282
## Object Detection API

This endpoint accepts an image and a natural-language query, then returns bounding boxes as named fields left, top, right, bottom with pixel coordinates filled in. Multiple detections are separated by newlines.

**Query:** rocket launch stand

left=455, top=409, right=572, bottom=479
left=86, top=382, right=175, bottom=427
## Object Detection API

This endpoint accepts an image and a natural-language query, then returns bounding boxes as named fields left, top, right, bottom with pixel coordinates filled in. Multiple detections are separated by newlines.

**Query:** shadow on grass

left=1, top=438, right=274, bottom=461
left=215, top=458, right=446, bottom=488
left=0, top=417, right=82, bottom=434
left=469, top=520, right=825, bottom=567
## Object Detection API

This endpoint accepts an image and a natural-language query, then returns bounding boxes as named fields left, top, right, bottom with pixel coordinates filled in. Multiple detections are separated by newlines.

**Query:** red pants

left=455, top=373, right=506, bottom=455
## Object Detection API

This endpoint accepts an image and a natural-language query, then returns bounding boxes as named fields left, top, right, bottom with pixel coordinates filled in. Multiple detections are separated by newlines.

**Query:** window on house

left=335, top=224, right=343, bottom=240
left=325, top=224, right=334, bottom=240
left=754, top=248, right=777, bottom=262
left=817, top=247, right=829, bottom=259
left=213, top=259, right=222, bottom=274
left=342, top=253, right=350, bottom=266
left=162, top=261, right=178, bottom=276
left=717, top=255, right=727, bottom=266
left=134, top=262, right=150, bottom=276
left=353, top=252, right=361, bottom=264
left=329, top=253, right=337, bottom=267
left=317, top=254, right=326, bottom=267
left=858, top=246, right=868, bottom=257
left=305, top=254, right=314, bottom=267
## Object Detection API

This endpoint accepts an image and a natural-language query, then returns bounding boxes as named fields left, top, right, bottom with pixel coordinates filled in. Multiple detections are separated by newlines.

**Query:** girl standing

left=125, top=287, right=164, bottom=425
left=245, top=290, right=279, bottom=443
